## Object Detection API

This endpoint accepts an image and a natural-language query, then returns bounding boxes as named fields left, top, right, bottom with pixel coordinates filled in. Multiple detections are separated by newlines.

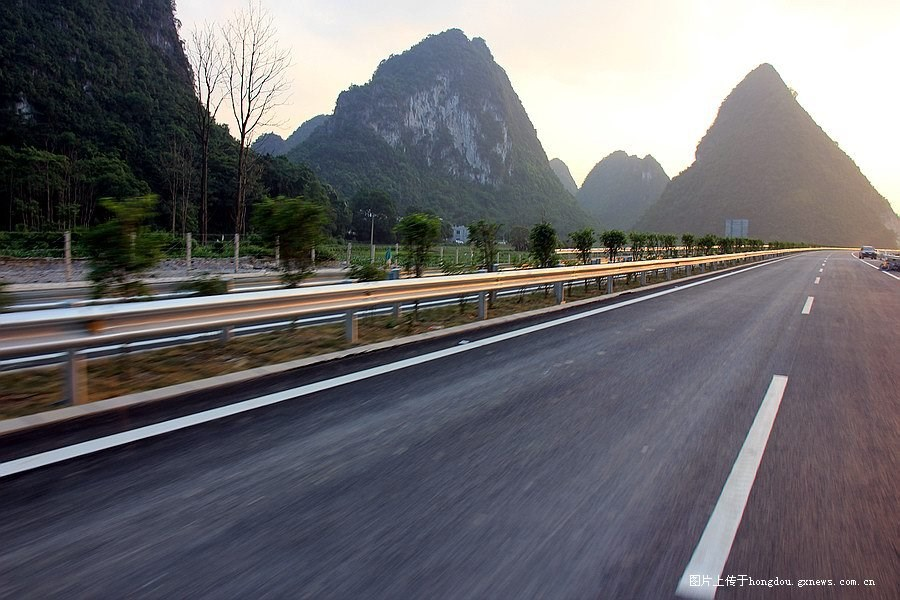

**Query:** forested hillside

left=0, top=0, right=342, bottom=238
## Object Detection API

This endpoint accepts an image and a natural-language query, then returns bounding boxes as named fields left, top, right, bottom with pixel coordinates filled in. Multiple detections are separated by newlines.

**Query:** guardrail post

left=346, top=310, right=358, bottom=342
left=65, top=349, right=88, bottom=405
left=186, top=232, right=192, bottom=272
left=667, top=267, right=673, bottom=280
left=699, top=263, right=705, bottom=274
left=393, top=303, right=402, bottom=319
left=606, top=276, right=614, bottom=294
left=554, top=282, right=564, bottom=304
left=221, top=325, right=233, bottom=343
left=478, top=292, right=487, bottom=320
left=640, top=271, right=647, bottom=286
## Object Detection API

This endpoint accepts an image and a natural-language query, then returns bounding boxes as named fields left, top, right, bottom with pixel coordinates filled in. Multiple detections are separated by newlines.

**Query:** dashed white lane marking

left=814, top=277, right=820, bottom=285
left=676, top=375, right=789, bottom=600
left=818, top=268, right=824, bottom=273
left=0, top=257, right=796, bottom=479
left=801, top=296, right=814, bottom=315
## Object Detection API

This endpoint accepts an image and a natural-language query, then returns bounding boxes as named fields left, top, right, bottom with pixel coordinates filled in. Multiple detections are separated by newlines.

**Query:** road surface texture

left=1, top=251, right=896, bottom=599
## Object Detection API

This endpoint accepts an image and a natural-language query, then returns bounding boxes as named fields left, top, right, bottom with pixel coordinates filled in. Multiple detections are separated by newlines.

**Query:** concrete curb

left=0, top=258, right=773, bottom=436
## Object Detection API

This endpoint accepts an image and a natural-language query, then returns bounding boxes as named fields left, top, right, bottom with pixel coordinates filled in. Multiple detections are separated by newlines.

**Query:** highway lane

left=0, top=251, right=896, bottom=599
left=719, top=252, right=899, bottom=599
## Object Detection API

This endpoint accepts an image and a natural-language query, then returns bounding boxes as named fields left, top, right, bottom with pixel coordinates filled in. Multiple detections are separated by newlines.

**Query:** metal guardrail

left=0, top=248, right=816, bottom=405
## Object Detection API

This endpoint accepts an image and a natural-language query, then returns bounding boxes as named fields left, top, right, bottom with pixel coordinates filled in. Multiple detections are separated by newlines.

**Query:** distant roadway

left=0, top=251, right=896, bottom=599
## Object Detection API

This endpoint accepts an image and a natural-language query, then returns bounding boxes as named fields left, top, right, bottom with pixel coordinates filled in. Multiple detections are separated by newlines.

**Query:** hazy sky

left=175, top=0, right=900, bottom=213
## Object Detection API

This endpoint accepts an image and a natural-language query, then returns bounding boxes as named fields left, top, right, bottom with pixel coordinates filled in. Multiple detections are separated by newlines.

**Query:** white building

left=453, top=225, right=469, bottom=244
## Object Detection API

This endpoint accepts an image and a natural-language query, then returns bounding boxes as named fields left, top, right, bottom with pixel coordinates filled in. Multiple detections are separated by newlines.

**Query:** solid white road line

left=801, top=296, right=814, bottom=315
left=675, top=375, right=789, bottom=600
left=814, top=277, right=820, bottom=285
left=0, top=257, right=795, bottom=479
left=857, top=258, right=900, bottom=280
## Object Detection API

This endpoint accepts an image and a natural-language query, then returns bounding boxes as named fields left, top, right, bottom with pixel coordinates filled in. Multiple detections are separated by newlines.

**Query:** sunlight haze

left=175, top=0, right=900, bottom=213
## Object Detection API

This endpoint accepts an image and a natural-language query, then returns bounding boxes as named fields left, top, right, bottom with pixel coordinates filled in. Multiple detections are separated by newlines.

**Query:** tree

left=718, top=236, right=735, bottom=254
left=395, top=213, right=441, bottom=277
left=253, top=196, right=328, bottom=286
left=258, top=156, right=349, bottom=237
left=187, top=22, right=226, bottom=243
left=350, top=189, right=397, bottom=244
left=529, top=221, right=558, bottom=268
left=84, top=196, right=161, bottom=298
left=469, top=220, right=501, bottom=272
left=570, top=228, right=595, bottom=265
left=661, top=234, right=677, bottom=258
left=600, top=229, right=627, bottom=263
left=509, top=225, right=529, bottom=252
left=628, top=231, right=647, bottom=261
left=681, top=233, right=695, bottom=257
left=646, top=233, right=660, bottom=259
left=697, top=234, right=718, bottom=255
left=162, top=132, right=196, bottom=236
left=223, top=0, right=291, bottom=235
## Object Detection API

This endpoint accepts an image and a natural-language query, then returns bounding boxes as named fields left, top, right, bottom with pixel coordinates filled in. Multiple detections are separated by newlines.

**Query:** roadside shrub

left=0, top=231, right=67, bottom=258
left=176, top=276, right=229, bottom=297
left=314, top=246, right=339, bottom=263
left=349, top=261, right=387, bottom=282
left=440, top=261, right=475, bottom=275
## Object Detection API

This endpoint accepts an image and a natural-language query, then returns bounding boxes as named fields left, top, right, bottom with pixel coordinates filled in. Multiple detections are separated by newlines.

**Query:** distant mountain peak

left=576, top=151, right=669, bottom=230
left=549, top=158, right=578, bottom=196
left=290, top=30, right=591, bottom=231
left=638, top=65, right=900, bottom=246
left=252, top=114, right=329, bottom=156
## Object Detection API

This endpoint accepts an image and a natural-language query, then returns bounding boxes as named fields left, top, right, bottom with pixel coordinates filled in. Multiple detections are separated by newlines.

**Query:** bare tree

left=222, top=0, right=291, bottom=235
left=187, top=22, right=226, bottom=244
left=163, top=134, right=195, bottom=236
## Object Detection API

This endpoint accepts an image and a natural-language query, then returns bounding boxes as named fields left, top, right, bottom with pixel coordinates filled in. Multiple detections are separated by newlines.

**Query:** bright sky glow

left=176, top=0, right=900, bottom=213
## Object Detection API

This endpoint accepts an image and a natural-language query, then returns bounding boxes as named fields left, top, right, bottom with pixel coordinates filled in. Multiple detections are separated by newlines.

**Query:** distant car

left=859, top=246, right=877, bottom=259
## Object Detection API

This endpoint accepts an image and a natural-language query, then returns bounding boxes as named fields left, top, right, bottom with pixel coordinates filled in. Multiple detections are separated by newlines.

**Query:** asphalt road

left=1, top=251, right=896, bottom=599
